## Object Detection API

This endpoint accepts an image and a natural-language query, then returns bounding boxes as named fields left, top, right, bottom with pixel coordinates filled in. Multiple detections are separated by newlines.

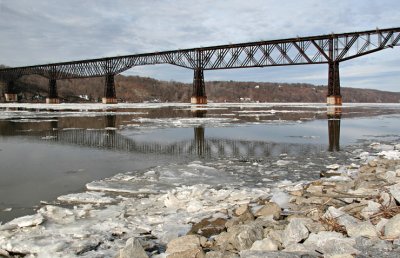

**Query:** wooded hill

left=0, top=69, right=399, bottom=103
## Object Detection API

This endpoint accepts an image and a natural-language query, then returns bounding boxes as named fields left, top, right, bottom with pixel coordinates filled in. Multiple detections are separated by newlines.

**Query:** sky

left=0, top=0, right=399, bottom=91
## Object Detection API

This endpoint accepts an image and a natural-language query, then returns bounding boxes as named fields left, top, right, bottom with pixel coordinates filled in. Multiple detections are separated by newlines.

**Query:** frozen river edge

left=1, top=142, right=400, bottom=257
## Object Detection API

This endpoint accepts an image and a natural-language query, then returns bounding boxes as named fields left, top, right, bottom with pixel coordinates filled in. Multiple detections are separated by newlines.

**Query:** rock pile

left=154, top=145, right=400, bottom=257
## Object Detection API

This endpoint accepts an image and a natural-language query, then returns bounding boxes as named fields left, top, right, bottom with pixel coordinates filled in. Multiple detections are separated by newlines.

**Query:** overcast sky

left=0, top=0, right=399, bottom=91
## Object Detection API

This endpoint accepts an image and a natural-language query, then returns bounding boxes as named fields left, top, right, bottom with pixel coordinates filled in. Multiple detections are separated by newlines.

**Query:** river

left=1, top=102, right=400, bottom=224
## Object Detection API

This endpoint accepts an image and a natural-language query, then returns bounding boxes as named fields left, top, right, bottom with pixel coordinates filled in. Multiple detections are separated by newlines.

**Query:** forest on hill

left=0, top=67, right=399, bottom=103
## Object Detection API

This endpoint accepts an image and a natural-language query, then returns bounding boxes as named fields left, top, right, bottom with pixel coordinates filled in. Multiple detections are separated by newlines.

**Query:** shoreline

left=0, top=140, right=399, bottom=257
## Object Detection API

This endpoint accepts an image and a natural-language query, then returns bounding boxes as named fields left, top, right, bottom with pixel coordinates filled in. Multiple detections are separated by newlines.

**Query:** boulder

left=166, top=235, right=206, bottom=254
left=189, top=217, right=227, bottom=238
left=250, top=237, right=279, bottom=251
left=215, top=223, right=263, bottom=251
left=346, top=221, right=377, bottom=238
left=253, top=202, right=281, bottom=219
left=303, top=231, right=359, bottom=256
left=281, top=219, right=309, bottom=247
left=384, top=214, right=400, bottom=238
left=388, top=183, right=400, bottom=203
left=167, top=248, right=205, bottom=258
left=234, top=204, right=249, bottom=216
left=205, top=251, right=239, bottom=258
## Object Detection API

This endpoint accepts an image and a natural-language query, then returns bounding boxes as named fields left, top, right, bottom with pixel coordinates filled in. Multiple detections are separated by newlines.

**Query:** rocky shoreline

left=117, top=142, right=400, bottom=258
left=1, top=142, right=400, bottom=257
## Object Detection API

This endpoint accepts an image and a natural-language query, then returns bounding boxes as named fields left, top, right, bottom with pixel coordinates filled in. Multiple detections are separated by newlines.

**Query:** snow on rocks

left=1, top=142, right=400, bottom=257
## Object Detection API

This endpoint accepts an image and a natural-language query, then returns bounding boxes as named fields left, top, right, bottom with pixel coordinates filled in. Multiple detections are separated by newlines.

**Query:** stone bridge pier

left=102, top=74, right=117, bottom=104
left=46, top=78, right=60, bottom=104
left=4, top=80, right=18, bottom=102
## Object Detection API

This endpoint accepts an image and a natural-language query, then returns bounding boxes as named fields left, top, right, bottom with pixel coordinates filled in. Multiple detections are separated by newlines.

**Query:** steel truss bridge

left=0, top=27, right=399, bottom=104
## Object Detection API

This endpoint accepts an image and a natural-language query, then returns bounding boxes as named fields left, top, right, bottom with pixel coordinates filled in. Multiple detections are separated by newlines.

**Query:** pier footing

left=4, top=93, right=18, bottom=102
left=191, top=96, right=207, bottom=104
left=327, top=95, right=342, bottom=105
left=102, top=97, right=118, bottom=104
left=46, top=98, right=60, bottom=104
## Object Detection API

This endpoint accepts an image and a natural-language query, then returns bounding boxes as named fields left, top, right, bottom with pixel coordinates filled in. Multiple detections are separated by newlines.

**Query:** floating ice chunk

left=41, top=135, right=57, bottom=140
left=57, top=191, right=115, bottom=204
left=276, top=160, right=291, bottom=166
left=2, top=214, right=44, bottom=229
left=326, top=164, right=340, bottom=170
left=378, top=150, right=400, bottom=160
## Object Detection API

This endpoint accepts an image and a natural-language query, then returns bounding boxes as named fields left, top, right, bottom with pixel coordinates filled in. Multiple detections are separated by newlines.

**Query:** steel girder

left=0, top=27, right=399, bottom=80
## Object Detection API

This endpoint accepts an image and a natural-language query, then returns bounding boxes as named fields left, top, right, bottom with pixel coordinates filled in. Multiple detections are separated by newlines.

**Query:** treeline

left=0, top=71, right=399, bottom=103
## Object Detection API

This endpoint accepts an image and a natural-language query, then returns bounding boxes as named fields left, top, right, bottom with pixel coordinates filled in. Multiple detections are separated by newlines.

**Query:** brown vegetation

left=0, top=72, right=399, bottom=103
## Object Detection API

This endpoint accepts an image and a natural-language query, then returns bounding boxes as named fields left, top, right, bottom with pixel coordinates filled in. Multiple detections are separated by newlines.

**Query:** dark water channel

left=0, top=103, right=400, bottom=223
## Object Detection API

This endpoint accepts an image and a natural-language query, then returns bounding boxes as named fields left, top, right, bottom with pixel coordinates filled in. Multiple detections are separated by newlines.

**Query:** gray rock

left=189, top=217, right=227, bottom=237
left=118, top=238, right=148, bottom=258
left=250, top=238, right=279, bottom=251
left=303, top=231, right=359, bottom=256
left=234, top=204, right=250, bottom=216
left=254, top=202, right=281, bottom=220
left=346, top=221, right=378, bottom=238
left=167, top=235, right=206, bottom=254
left=239, top=250, right=315, bottom=258
left=283, top=243, right=309, bottom=252
left=215, top=223, right=263, bottom=251
left=384, top=214, right=400, bottom=238
left=281, top=219, right=309, bottom=247
left=167, top=248, right=205, bottom=258
left=323, top=206, right=361, bottom=233
left=267, top=229, right=284, bottom=245
left=205, top=251, right=239, bottom=258
left=388, top=183, right=400, bottom=203
left=361, top=201, right=381, bottom=219
left=376, top=218, right=389, bottom=235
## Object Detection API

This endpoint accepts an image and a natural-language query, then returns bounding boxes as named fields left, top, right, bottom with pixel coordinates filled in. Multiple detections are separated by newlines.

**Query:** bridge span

left=0, top=27, right=399, bottom=104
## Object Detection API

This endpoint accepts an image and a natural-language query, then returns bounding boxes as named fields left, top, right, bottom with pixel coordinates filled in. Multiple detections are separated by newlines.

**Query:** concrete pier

left=190, top=96, right=207, bottom=104
left=4, top=93, right=18, bottom=102
left=102, top=97, right=118, bottom=104
left=327, top=95, right=342, bottom=105
left=46, top=98, right=60, bottom=104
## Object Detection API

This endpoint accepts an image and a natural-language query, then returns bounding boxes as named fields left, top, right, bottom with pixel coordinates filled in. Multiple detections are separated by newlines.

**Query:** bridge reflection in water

left=4, top=112, right=339, bottom=158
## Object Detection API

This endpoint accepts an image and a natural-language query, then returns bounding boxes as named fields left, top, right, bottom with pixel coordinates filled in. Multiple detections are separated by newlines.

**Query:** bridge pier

left=102, top=74, right=117, bottom=104
left=327, top=62, right=342, bottom=105
left=46, top=79, right=60, bottom=104
left=191, top=68, right=207, bottom=104
left=4, top=80, right=18, bottom=102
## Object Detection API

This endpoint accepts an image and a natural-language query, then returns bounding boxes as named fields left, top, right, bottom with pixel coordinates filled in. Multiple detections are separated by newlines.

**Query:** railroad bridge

left=0, top=27, right=399, bottom=104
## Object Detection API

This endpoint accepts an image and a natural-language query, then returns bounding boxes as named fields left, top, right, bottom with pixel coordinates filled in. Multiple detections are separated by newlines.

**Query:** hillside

left=0, top=71, right=399, bottom=103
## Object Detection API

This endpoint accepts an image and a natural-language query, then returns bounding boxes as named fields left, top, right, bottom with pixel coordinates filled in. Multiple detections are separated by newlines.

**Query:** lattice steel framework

left=0, top=27, right=399, bottom=98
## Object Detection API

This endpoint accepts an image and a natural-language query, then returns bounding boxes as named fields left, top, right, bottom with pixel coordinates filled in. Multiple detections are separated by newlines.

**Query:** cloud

left=0, top=0, right=399, bottom=91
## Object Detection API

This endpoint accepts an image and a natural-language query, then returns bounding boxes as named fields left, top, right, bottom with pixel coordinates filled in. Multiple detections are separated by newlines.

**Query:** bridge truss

left=0, top=27, right=399, bottom=104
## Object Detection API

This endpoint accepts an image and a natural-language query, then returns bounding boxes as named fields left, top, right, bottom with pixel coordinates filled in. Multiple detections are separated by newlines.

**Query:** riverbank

left=0, top=141, right=400, bottom=257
